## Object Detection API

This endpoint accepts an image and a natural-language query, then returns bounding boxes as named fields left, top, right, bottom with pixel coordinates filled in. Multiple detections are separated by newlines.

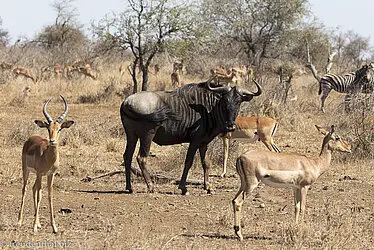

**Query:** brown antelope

left=18, top=96, right=74, bottom=233
left=119, top=63, right=127, bottom=76
left=54, top=64, right=63, bottom=78
left=173, top=60, right=184, bottom=75
left=209, top=69, right=239, bottom=86
left=171, top=71, right=180, bottom=88
left=232, top=125, right=351, bottom=241
left=12, top=66, right=37, bottom=83
left=76, top=64, right=97, bottom=80
left=220, top=116, right=280, bottom=177
left=231, top=65, right=254, bottom=83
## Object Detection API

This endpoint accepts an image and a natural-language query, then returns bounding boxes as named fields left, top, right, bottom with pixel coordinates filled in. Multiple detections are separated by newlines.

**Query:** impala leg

left=47, top=173, right=58, bottom=233
left=18, top=169, right=30, bottom=226
left=232, top=189, right=245, bottom=241
left=233, top=157, right=259, bottom=241
left=136, top=132, right=156, bottom=193
left=199, top=144, right=212, bottom=194
left=179, top=144, right=198, bottom=195
left=33, top=174, right=42, bottom=232
left=293, top=187, right=302, bottom=223
left=271, top=142, right=281, bottom=153
left=262, top=139, right=274, bottom=152
left=300, top=186, right=309, bottom=221
left=222, top=137, right=229, bottom=177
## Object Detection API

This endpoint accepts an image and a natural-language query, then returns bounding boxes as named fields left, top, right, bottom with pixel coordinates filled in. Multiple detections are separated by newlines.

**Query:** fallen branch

left=81, top=165, right=203, bottom=186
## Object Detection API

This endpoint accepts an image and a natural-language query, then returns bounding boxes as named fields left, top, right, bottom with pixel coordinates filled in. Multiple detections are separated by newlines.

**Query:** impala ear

left=61, top=120, right=74, bottom=129
left=315, top=124, right=328, bottom=135
left=35, top=120, right=49, bottom=128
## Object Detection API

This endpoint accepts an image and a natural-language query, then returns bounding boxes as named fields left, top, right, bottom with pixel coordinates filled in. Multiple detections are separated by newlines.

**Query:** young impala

left=18, top=96, right=74, bottom=233
left=232, top=125, right=351, bottom=241
left=220, top=116, right=280, bottom=177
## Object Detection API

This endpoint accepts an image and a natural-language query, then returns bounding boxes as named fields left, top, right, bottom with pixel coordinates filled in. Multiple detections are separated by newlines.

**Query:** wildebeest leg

left=199, top=144, right=212, bottom=194
left=136, top=132, right=156, bottom=193
left=123, top=133, right=138, bottom=193
left=178, top=143, right=199, bottom=195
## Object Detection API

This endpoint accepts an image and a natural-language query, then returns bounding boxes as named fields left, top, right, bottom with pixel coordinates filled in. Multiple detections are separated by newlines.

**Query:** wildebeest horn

left=238, top=79, right=262, bottom=97
left=56, top=95, right=68, bottom=123
left=43, top=97, right=53, bottom=123
left=206, top=82, right=232, bottom=93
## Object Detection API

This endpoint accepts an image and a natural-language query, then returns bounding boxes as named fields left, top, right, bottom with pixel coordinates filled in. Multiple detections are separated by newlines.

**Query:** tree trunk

left=142, top=68, right=149, bottom=91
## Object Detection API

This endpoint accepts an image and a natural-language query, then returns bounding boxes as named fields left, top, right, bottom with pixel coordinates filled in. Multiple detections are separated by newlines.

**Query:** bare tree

left=94, top=0, right=194, bottom=92
left=202, top=0, right=309, bottom=66
left=35, top=0, right=87, bottom=63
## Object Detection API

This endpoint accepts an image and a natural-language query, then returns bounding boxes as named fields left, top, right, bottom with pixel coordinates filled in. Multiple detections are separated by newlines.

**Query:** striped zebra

left=319, top=63, right=374, bottom=112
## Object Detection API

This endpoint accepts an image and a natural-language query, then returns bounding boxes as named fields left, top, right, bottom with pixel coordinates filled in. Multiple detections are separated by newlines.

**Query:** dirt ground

left=0, top=76, right=373, bottom=249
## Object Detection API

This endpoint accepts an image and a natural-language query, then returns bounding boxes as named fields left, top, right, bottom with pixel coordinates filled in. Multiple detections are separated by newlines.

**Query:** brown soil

left=0, top=75, right=373, bottom=249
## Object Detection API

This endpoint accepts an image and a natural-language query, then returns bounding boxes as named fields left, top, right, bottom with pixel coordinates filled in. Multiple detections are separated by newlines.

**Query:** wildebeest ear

left=242, top=95, right=254, bottom=102
left=35, top=120, right=49, bottom=128
left=61, top=120, right=74, bottom=129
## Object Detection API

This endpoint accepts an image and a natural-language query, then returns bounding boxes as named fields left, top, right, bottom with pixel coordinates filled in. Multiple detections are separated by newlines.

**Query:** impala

left=232, top=125, right=351, bottom=241
left=18, top=96, right=74, bottom=233
left=173, top=60, right=184, bottom=75
left=220, top=116, right=280, bottom=177
left=77, top=64, right=97, bottom=80
left=171, top=71, right=181, bottom=88
left=209, top=70, right=239, bottom=86
left=12, top=66, right=37, bottom=83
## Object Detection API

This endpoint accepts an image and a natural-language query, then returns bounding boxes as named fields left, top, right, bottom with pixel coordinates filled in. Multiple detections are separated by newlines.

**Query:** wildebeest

left=120, top=80, right=262, bottom=195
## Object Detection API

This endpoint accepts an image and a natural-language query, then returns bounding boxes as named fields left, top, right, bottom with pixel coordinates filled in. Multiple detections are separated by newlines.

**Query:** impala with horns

left=220, top=116, right=280, bottom=177
left=120, top=79, right=262, bottom=195
left=232, top=125, right=351, bottom=241
left=18, top=96, right=74, bottom=233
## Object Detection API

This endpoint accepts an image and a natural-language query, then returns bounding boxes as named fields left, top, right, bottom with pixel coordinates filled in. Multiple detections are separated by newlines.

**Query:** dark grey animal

left=120, top=80, right=262, bottom=195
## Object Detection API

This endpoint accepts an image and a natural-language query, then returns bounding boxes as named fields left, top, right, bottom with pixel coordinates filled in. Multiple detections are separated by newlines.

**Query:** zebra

left=318, top=63, right=374, bottom=112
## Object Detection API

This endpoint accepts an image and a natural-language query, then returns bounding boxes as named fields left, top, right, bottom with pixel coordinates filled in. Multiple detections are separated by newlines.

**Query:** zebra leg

left=320, top=88, right=332, bottom=113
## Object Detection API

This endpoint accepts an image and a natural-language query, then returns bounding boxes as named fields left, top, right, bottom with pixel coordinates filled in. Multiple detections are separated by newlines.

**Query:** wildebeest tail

left=318, top=80, right=322, bottom=95
left=121, top=105, right=180, bottom=122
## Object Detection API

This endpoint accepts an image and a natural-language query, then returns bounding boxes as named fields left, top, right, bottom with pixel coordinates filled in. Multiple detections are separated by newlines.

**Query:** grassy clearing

left=0, top=65, right=372, bottom=249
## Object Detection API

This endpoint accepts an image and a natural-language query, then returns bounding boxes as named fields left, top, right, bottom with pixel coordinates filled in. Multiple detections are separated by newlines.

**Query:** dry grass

left=0, top=65, right=373, bottom=249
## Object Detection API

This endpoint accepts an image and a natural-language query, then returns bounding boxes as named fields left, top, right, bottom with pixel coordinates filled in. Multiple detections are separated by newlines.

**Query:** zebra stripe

left=318, top=63, right=374, bottom=112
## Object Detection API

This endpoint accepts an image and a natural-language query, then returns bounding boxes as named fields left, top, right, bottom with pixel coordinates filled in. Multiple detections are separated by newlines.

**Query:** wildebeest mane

left=169, top=82, right=222, bottom=107
left=121, top=105, right=180, bottom=122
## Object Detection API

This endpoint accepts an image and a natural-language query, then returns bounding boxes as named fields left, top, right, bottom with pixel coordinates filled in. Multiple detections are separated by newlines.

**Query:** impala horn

left=56, top=95, right=68, bottom=123
left=43, top=97, right=53, bottom=123
left=320, top=125, right=335, bottom=156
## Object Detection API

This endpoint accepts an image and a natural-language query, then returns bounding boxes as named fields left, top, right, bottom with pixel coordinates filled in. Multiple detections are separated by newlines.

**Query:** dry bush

left=78, top=83, right=119, bottom=104
left=6, top=122, right=39, bottom=146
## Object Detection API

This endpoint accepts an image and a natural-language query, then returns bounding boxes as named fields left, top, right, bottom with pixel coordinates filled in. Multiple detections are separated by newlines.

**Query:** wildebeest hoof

left=125, top=189, right=133, bottom=194
left=180, top=189, right=189, bottom=195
